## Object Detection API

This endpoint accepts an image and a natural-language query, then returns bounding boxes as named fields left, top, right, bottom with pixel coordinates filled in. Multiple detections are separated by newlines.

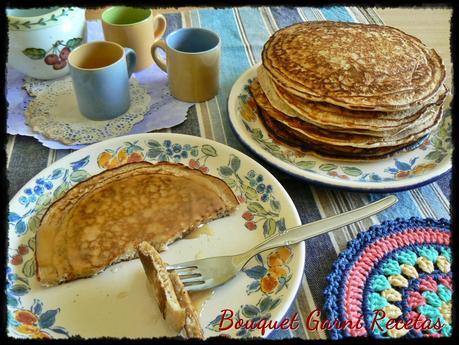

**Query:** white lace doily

left=23, top=76, right=152, bottom=145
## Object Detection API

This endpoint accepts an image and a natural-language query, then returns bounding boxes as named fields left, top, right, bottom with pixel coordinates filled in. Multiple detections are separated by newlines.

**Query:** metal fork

left=167, top=195, right=397, bottom=291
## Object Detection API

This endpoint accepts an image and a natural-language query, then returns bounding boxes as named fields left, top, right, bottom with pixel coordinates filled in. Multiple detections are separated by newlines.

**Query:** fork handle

left=239, top=195, right=397, bottom=264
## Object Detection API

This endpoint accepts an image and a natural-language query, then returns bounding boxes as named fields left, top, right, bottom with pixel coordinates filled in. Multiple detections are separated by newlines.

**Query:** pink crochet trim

left=343, top=227, right=450, bottom=337
left=407, top=291, right=426, bottom=308
left=419, top=276, right=439, bottom=292
left=438, top=277, right=452, bottom=290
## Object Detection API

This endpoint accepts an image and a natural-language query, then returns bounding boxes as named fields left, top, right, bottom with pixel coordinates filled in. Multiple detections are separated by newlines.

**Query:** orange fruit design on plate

left=260, top=274, right=279, bottom=293
left=97, top=151, right=111, bottom=169
left=395, top=171, right=410, bottom=179
left=14, top=309, right=52, bottom=338
left=32, top=331, right=52, bottom=339
left=15, top=310, right=38, bottom=325
left=127, top=152, right=143, bottom=163
left=97, top=147, right=144, bottom=170
left=411, top=163, right=436, bottom=176
left=16, top=324, right=39, bottom=335
left=260, top=246, right=292, bottom=294
left=16, top=324, right=51, bottom=339
left=240, top=97, right=257, bottom=122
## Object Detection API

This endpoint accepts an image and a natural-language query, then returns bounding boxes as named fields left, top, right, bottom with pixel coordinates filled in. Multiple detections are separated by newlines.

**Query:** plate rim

left=227, top=64, right=452, bottom=192
left=8, top=132, right=306, bottom=339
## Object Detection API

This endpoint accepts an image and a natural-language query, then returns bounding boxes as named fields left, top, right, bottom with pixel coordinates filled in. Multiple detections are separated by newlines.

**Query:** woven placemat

left=324, top=217, right=452, bottom=339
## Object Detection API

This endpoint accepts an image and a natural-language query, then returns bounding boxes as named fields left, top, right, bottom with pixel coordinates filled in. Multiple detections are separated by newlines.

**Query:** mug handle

left=124, top=48, right=137, bottom=77
left=151, top=40, right=168, bottom=72
left=153, top=14, right=167, bottom=39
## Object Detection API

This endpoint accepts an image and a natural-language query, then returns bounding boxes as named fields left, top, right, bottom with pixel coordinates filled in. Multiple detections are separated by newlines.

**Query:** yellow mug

left=151, top=28, right=220, bottom=103
left=102, top=6, right=166, bottom=71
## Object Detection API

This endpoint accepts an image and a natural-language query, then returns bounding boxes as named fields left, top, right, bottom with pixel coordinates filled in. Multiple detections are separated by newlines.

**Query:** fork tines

left=167, top=266, right=206, bottom=287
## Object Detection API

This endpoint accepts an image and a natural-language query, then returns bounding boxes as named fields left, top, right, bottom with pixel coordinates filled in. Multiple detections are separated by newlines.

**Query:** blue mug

left=68, top=41, right=136, bottom=120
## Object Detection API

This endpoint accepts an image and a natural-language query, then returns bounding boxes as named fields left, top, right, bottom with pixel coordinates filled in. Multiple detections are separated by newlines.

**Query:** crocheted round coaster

left=324, top=218, right=452, bottom=339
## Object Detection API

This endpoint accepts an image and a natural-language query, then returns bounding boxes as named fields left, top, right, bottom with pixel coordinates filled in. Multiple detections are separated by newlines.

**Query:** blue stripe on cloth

left=416, top=185, right=450, bottom=219
left=236, top=7, right=271, bottom=63
left=196, top=9, right=252, bottom=149
left=303, top=234, right=338, bottom=307
left=7, top=136, right=50, bottom=199
left=270, top=7, right=303, bottom=28
left=369, top=192, right=423, bottom=221
left=206, top=99, right=228, bottom=143
left=435, top=171, right=452, bottom=200
left=298, top=7, right=319, bottom=21
left=190, top=10, right=199, bottom=27
left=268, top=301, right=306, bottom=339
left=171, top=106, right=200, bottom=136
left=320, top=6, right=355, bottom=22
left=282, top=181, right=322, bottom=224
left=164, top=13, right=182, bottom=35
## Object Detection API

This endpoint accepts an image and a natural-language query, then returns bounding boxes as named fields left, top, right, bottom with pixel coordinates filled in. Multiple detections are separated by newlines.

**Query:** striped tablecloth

left=6, top=6, right=451, bottom=339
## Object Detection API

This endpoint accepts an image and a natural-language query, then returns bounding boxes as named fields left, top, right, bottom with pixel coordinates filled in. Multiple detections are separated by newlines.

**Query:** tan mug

left=151, top=28, right=220, bottom=102
left=102, top=6, right=166, bottom=71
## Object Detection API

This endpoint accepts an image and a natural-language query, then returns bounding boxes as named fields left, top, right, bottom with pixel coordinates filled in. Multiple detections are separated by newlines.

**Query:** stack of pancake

left=250, top=21, right=447, bottom=160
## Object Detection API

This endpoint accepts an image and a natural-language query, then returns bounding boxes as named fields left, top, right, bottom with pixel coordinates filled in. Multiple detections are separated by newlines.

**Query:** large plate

left=7, top=133, right=305, bottom=339
left=228, top=65, right=452, bottom=192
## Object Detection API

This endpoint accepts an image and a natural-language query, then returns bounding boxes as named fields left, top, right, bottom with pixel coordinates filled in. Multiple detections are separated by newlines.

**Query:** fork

left=167, top=195, right=398, bottom=291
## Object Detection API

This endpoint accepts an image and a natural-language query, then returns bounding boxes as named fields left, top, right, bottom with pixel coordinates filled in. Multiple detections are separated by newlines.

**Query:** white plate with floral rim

left=228, top=65, right=452, bottom=192
left=7, top=133, right=305, bottom=339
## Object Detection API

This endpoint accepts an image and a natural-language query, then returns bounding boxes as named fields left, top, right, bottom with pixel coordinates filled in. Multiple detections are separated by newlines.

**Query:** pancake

left=250, top=79, right=443, bottom=149
left=137, top=241, right=204, bottom=338
left=262, top=21, right=446, bottom=111
left=36, top=161, right=239, bottom=286
left=257, top=65, right=447, bottom=136
left=137, top=241, right=186, bottom=333
left=170, top=272, right=204, bottom=338
left=257, top=106, right=428, bottom=161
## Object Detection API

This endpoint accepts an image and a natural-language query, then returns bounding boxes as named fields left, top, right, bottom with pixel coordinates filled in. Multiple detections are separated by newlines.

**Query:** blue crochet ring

left=323, top=217, right=451, bottom=339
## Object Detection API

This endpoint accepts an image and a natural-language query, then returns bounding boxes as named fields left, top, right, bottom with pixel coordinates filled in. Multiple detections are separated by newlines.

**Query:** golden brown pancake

left=257, top=65, right=447, bottom=136
left=36, top=161, right=239, bottom=286
left=262, top=21, right=446, bottom=111
left=250, top=79, right=443, bottom=149
left=257, top=106, right=428, bottom=161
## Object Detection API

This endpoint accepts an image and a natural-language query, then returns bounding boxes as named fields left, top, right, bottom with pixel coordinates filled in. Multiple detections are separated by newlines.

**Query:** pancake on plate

left=262, top=21, right=446, bottom=111
left=35, top=161, right=239, bottom=286
left=248, top=21, right=448, bottom=160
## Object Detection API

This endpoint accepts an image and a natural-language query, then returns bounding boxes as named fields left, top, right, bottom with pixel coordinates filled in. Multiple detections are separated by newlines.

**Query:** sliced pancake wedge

left=137, top=241, right=186, bottom=333
left=138, top=242, right=204, bottom=338
left=170, top=272, right=204, bottom=338
left=262, top=21, right=446, bottom=111
left=36, top=161, right=239, bottom=286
